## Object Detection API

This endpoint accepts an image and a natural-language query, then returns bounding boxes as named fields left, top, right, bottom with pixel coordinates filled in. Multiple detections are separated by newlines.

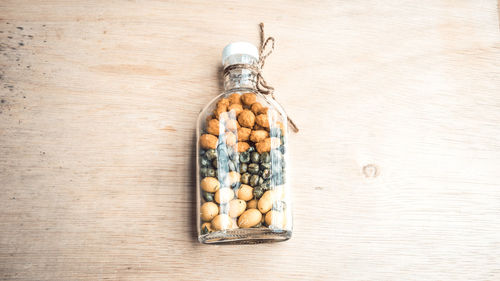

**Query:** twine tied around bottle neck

left=256, top=23, right=299, bottom=133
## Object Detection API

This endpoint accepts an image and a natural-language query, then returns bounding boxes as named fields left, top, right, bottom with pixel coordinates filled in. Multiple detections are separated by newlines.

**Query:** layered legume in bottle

left=197, top=42, right=292, bottom=244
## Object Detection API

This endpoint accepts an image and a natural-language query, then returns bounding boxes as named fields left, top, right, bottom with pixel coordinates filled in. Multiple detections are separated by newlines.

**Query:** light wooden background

left=1, top=1, right=499, bottom=280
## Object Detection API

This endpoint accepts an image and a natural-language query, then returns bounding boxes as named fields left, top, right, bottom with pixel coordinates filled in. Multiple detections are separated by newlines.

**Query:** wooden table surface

left=1, top=1, right=499, bottom=280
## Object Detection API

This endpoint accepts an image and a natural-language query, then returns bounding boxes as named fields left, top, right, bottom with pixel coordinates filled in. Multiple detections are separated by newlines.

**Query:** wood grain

left=1, top=1, right=499, bottom=280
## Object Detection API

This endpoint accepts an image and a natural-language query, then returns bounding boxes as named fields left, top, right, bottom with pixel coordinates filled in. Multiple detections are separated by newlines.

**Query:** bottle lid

left=222, top=42, right=259, bottom=66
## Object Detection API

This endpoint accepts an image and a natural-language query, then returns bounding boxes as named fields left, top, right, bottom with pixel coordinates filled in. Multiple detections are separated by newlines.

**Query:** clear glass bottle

left=197, top=42, right=292, bottom=244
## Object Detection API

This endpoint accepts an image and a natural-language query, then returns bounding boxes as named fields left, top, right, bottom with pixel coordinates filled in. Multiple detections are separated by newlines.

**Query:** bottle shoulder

left=198, top=91, right=287, bottom=117
left=197, top=91, right=289, bottom=135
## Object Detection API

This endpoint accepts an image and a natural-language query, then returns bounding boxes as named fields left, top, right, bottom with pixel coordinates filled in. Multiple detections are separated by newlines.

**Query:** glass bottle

left=197, top=42, right=292, bottom=244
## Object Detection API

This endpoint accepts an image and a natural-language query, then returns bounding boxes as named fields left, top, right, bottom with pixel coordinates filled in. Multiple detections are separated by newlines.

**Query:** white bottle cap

left=222, top=42, right=259, bottom=66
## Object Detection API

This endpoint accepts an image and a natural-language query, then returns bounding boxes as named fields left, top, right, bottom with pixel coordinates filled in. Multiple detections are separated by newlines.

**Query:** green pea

left=258, top=176, right=264, bottom=185
left=200, top=156, right=210, bottom=167
left=250, top=152, right=260, bottom=163
left=200, top=167, right=208, bottom=177
left=247, top=146, right=255, bottom=153
left=199, top=149, right=206, bottom=156
left=203, top=191, right=214, bottom=202
left=205, top=149, right=217, bottom=160
left=240, top=163, right=248, bottom=173
left=261, top=180, right=271, bottom=190
left=279, top=145, right=286, bottom=154
left=212, top=159, right=218, bottom=168
left=261, top=169, right=271, bottom=179
left=253, top=186, right=264, bottom=199
left=241, top=173, right=250, bottom=184
left=239, top=151, right=250, bottom=163
left=260, top=163, right=271, bottom=171
left=260, top=152, right=270, bottom=163
left=207, top=168, right=216, bottom=177
left=249, top=174, right=260, bottom=187
left=248, top=163, right=259, bottom=174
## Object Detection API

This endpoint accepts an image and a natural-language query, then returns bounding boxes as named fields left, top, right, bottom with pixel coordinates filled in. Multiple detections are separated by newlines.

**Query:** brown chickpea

left=255, top=138, right=271, bottom=153
left=206, top=119, right=220, bottom=136
left=228, top=171, right=241, bottom=185
left=206, top=114, right=215, bottom=123
left=247, top=199, right=257, bottom=209
left=228, top=93, right=241, bottom=105
left=214, top=105, right=227, bottom=118
left=250, top=102, right=263, bottom=115
left=249, top=130, right=269, bottom=143
left=237, top=142, right=250, bottom=152
left=237, top=110, right=255, bottom=128
left=224, top=132, right=237, bottom=146
left=256, top=137, right=280, bottom=153
left=217, top=98, right=230, bottom=108
left=253, top=124, right=265, bottom=131
left=241, top=93, right=257, bottom=106
left=228, top=103, right=243, bottom=116
left=199, top=134, right=218, bottom=149
left=237, top=127, right=251, bottom=142
left=255, top=114, right=269, bottom=128
left=225, top=119, right=239, bottom=131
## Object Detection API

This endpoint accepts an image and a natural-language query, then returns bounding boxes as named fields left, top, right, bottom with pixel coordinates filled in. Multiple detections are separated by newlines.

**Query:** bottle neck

left=223, top=64, right=258, bottom=92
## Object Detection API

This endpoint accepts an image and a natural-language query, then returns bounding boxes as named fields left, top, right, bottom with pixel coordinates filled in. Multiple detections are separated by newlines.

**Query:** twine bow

left=256, top=23, right=299, bottom=133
